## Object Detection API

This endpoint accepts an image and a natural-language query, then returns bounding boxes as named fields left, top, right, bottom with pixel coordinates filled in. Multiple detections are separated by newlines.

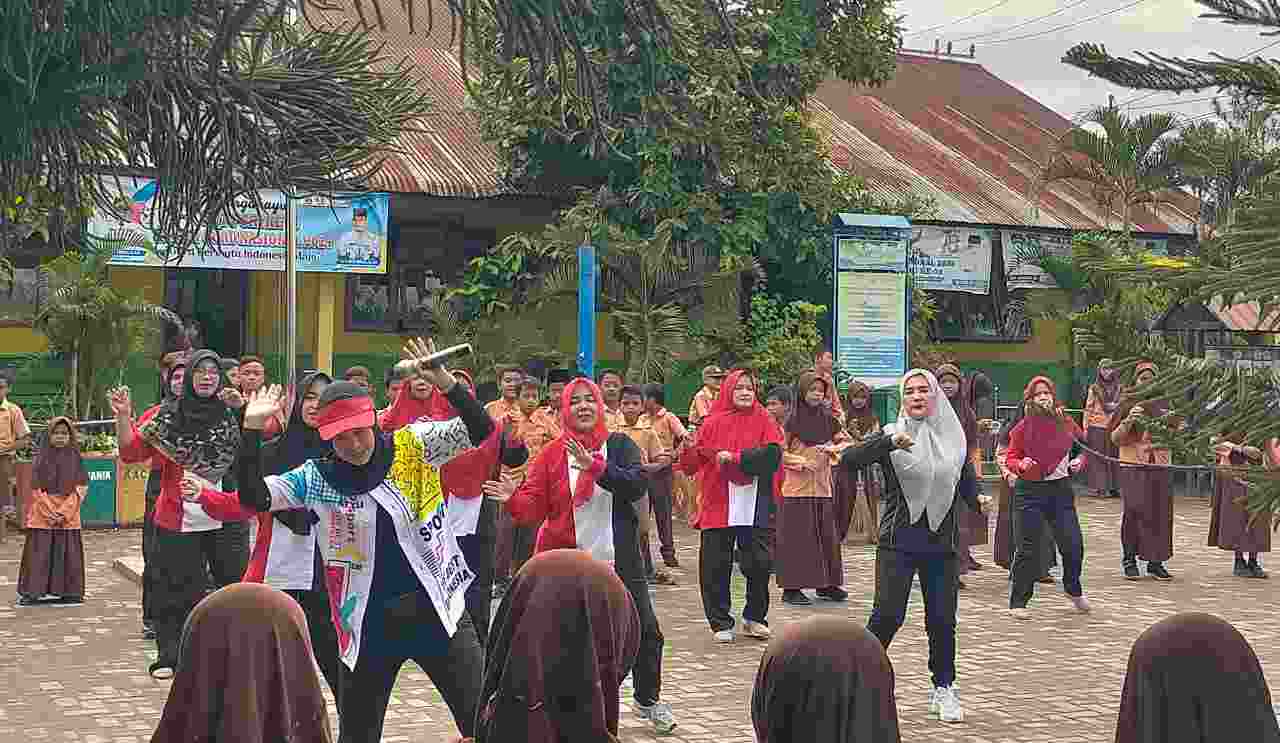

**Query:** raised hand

left=891, top=432, right=914, bottom=450
left=243, top=384, right=284, bottom=431
left=716, top=450, right=734, bottom=465
left=218, top=387, right=245, bottom=410
left=403, top=336, right=457, bottom=391
left=108, top=386, right=132, bottom=418
left=482, top=476, right=517, bottom=504
left=566, top=438, right=594, bottom=469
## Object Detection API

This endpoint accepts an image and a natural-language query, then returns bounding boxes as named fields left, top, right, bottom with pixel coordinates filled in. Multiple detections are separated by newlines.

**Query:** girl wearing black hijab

left=112, top=349, right=244, bottom=679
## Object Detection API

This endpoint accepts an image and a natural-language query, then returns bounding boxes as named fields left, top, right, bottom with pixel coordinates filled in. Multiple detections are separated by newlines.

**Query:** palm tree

left=34, top=248, right=181, bottom=420
left=1041, top=105, right=1185, bottom=239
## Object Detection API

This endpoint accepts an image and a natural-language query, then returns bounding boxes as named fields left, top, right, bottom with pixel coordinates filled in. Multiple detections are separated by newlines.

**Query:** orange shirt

left=616, top=419, right=663, bottom=465
left=639, top=407, right=687, bottom=460
left=485, top=398, right=523, bottom=424
left=0, top=400, right=30, bottom=455
left=603, top=405, right=625, bottom=432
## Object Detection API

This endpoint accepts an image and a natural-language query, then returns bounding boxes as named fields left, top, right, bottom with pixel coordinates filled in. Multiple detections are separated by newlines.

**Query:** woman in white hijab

left=838, top=369, right=982, bottom=725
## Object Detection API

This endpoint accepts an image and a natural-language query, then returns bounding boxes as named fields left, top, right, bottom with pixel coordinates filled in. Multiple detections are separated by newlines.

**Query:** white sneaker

left=927, top=686, right=940, bottom=715
left=1008, top=607, right=1032, bottom=621
left=634, top=701, right=677, bottom=735
left=1070, top=595, right=1092, bottom=613
left=935, top=685, right=964, bottom=723
left=743, top=621, right=772, bottom=640
left=713, top=629, right=735, bottom=643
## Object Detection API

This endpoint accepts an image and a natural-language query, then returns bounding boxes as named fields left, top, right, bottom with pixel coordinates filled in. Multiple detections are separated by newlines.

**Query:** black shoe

left=816, top=586, right=848, bottom=602
left=662, top=553, right=680, bottom=568
left=1147, top=562, right=1172, bottom=581
left=148, top=661, right=175, bottom=680
left=782, top=589, right=812, bottom=605
left=1123, top=557, right=1140, bottom=580
left=1235, top=558, right=1253, bottom=577
left=57, top=596, right=84, bottom=605
left=16, top=595, right=38, bottom=606
left=1249, top=560, right=1269, bottom=579
left=491, top=580, right=510, bottom=599
left=142, top=622, right=157, bottom=639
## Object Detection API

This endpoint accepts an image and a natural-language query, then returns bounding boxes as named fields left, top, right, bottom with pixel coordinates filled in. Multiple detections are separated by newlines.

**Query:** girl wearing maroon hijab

left=1003, top=376, right=1091, bottom=619
left=485, top=378, right=676, bottom=735
left=1110, top=361, right=1177, bottom=581
left=678, top=369, right=784, bottom=644
left=475, top=550, right=641, bottom=743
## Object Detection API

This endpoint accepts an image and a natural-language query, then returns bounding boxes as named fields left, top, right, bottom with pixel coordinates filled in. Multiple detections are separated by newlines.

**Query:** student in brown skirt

left=1083, top=359, right=1122, bottom=498
left=777, top=372, right=848, bottom=605
left=1110, top=361, right=1177, bottom=581
left=1209, top=433, right=1272, bottom=578
left=838, top=381, right=881, bottom=545
left=17, top=417, right=88, bottom=605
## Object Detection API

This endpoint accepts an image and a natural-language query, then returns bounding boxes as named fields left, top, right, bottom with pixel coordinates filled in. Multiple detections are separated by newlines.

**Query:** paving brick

left=4, top=496, right=1280, bottom=741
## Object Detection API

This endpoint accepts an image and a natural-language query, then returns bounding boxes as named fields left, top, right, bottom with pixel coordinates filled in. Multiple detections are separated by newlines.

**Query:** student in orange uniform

left=642, top=382, right=688, bottom=568
left=616, top=385, right=674, bottom=584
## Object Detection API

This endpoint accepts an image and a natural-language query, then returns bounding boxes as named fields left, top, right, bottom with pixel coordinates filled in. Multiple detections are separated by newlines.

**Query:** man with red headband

left=187, top=337, right=494, bottom=743
left=484, top=377, right=679, bottom=736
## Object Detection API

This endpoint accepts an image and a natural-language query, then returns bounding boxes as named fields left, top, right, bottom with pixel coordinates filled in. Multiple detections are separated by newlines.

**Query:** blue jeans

left=867, top=547, right=959, bottom=688
left=1011, top=478, right=1084, bottom=607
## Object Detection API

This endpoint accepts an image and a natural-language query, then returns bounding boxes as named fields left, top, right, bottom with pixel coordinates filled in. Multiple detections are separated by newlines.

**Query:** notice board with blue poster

left=832, top=213, right=910, bottom=391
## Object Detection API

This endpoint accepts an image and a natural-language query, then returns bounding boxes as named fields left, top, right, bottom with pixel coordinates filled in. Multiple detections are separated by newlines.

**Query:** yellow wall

left=106, top=266, right=165, bottom=304
left=0, top=327, right=47, bottom=353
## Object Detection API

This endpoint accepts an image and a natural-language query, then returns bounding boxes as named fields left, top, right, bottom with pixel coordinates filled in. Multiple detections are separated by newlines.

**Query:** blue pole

left=577, top=243, right=596, bottom=378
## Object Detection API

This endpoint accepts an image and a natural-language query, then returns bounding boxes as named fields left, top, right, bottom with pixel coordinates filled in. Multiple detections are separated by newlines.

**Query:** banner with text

left=91, top=177, right=389, bottom=273
left=833, top=215, right=910, bottom=391
left=910, top=226, right=992, bottom=294
left=1000, top=229, right=1072, bottom=290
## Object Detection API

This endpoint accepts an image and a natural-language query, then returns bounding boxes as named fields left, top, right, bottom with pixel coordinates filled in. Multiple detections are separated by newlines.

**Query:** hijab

left=1109, top=361, right=1172, bottom=439
left=162, top=359, right=186, bottom=401
left=693, top=369, right=785, bottom=486
left=936, top=363, right=978, bottom=452
left=1115, top=612, right=1280, bottom=743
left=268, top=371, right=333, bottom=475
left=844, top=381, right=880, bottom=439
left=1011, top=376, right=1079, bottom=473
left=538, top=379, right=611, bottom=507
left=787, top=371, right=841, bottom=446
left=312, top=383, right=395, bottom=497
left=885, top=369, right=967, bottom=532
left=151, top=583, right=331, bottom=743
left=751, top=617, right=901, bottom=743
left=379, top=370, right=443, bottom=432
left=138, top=349, right=242, bottom=483
left=33, top=417, right=88, bottom=496
left=476, top=549, right=641, bottom=743
left=1091, top=358, right=1123, bottom=412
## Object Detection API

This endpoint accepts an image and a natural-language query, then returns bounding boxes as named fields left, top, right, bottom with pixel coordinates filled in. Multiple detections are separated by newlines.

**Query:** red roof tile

left=815, top=52, right=1199, bottom=233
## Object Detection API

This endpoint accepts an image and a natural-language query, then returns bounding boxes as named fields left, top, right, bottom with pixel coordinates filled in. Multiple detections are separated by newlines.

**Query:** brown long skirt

left=1120, top=466, right=1174, bottom=562
left=1085, top=426, right=1120, bottom=493
left=993, top=479, right=1056, bottom=572
left=18, top=528, right=85, bottom=598
left=776, top=497, right=843, bottom=590
left=1208, top=473, right=1271, bottom=554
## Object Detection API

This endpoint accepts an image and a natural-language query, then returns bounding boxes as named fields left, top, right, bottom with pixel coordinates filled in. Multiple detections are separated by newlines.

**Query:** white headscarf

left=882, top=369, right=968, bottom=532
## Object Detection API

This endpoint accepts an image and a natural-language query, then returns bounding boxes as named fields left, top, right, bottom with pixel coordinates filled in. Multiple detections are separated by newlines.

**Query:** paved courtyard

left=2, top=493, right=1278, bottom=742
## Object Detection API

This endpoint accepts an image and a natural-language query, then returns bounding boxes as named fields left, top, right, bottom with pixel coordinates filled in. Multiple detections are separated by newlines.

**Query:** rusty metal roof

left=310, top=1, right=504, bottom=198
left=815, top=52, right=1198, bottom=234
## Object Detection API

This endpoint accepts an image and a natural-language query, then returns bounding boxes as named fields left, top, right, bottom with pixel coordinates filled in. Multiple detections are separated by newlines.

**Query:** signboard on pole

left=832, top=214, right=910, bottom=390
left=909, top=225, right=992, bottom=294
left=577, top=244, right=596, bottom=378
left=90, top=176, right=389, bottom=273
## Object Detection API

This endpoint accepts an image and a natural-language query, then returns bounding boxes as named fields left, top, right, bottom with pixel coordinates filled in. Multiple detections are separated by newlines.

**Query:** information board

left=832, top=214, right=911, bottom=391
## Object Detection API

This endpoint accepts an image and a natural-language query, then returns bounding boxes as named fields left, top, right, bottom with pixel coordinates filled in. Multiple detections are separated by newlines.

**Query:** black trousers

left=208, top=520, right=249, bottom=587
left=456, top=532, right=495, bottom=648
left=649, top=467, right=676, bottom=559
left=151, top=527, right=224, bottom=667
left=285, top=588, right=343, bottom=702
left=336, top=614, right=484, bottom=743
left=698, top=526, right=772, bottom=632
left=140, top=469, right=162, bottom=624
left=1010, top=480, right=1084, bottom=608
left=867, top=547, right=959, bottom=689
left=622, top=576, right=665, bottom=706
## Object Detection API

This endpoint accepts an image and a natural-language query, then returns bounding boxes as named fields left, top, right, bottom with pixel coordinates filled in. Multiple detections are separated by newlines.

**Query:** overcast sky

left=890, top=0, right=1274, bottom=123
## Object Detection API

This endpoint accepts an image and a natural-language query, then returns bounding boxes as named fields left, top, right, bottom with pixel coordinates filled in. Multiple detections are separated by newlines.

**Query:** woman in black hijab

left=752, top=616, right=900, bottom=743
left=1115, top=612, right=1280, bottom=743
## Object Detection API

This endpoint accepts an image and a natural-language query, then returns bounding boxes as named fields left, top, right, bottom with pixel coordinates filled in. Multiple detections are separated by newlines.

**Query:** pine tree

left=1063, top=1, right=1280, bottom=514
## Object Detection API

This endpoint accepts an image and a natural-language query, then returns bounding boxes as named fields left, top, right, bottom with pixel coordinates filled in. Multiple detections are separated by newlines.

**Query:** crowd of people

left=8, top=337, right=1280, bottom=742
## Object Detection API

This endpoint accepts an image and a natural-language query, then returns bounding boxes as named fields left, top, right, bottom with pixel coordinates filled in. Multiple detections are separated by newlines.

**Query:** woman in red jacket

left=1003, top=376, right=1091, bottom=619
left=678, top=369, right=783, bottom=644
left=483, top=377, right=676, bottom=736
